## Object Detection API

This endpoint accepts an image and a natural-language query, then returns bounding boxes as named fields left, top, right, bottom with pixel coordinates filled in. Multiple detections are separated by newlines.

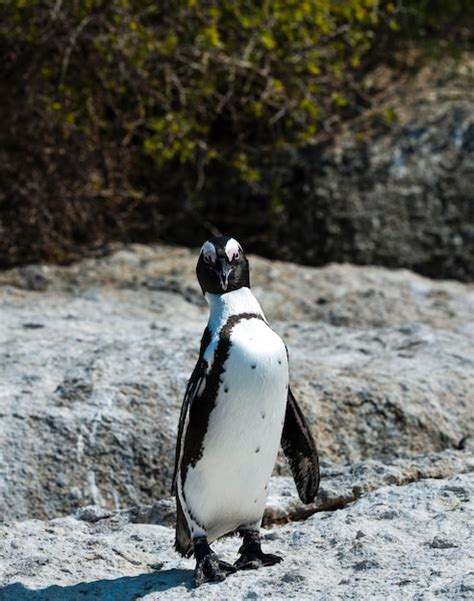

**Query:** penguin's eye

left=203, top=252, right=214, bottom=264
left=232, top=250, right=240, bottom=261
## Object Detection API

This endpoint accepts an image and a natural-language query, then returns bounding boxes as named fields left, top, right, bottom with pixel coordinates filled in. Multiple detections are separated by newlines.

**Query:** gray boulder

left=0, top=245, right=472, bottom=521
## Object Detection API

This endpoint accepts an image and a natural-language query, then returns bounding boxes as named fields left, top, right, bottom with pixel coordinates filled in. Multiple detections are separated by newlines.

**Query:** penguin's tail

left=175, top=495, right=193, bottom=558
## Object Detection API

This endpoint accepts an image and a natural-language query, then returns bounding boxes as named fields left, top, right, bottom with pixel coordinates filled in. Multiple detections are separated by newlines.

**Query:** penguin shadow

left=0, top=568, right=193, bottom=601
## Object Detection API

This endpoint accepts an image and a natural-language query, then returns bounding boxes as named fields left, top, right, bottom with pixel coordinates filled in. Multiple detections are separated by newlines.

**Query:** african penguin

left=173, top=236, right=319, bottom=587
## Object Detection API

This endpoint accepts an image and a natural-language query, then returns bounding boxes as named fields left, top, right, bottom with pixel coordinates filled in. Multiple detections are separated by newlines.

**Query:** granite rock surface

left=0, top=245, right=473, bottom=521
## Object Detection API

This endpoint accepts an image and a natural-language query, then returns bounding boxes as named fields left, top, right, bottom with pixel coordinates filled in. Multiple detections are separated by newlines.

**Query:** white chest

left=183, top=317, right=289, bottom=540
left=220, top=317, right=288, bottom=409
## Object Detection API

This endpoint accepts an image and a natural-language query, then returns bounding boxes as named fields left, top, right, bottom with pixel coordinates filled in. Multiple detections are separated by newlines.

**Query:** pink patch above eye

left=224, top=239, right=240, bottom=261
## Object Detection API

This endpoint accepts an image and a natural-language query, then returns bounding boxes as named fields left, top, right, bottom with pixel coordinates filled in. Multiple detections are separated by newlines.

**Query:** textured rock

left=1, top=244, right=473, bottom=599
left=265, top=450, right=474, bottom=526
left=0, top=471, right=472, bottom=600
left=70, top=450, right=474, bottom=530
left=1, top=244, right=473, bottom=329
left=232, top=58, right=474, bottom=282
left=0, top=245, right=473, bottom=521
left=279, top=321, right=473, bottom=467
left=279, top=95, right=474, bottom=282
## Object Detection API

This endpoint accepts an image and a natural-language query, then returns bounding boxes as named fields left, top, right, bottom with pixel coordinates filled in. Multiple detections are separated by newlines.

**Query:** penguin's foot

left=194, top=553, right=236, bottom=586
left=193, top=536, right=236, bottom=587
left=234, top=550, right=283, bottom=570
left=234, top=530, right=283, bottom=570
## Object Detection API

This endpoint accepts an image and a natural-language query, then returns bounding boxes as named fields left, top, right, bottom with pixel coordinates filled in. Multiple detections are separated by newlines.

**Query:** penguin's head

left=196, top=236, right=250, bottom=295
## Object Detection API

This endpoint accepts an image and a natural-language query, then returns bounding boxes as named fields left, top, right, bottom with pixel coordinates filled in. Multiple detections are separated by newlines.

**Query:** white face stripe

left=224, top=238, right=241, bottom=262
left=200, top=240, right=217, bottom=263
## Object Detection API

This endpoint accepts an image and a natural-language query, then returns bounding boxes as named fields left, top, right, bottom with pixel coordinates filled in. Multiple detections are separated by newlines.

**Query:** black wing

left=281, top=387, right=320, bottom=504
left=171, top=327, right=211, bottom=494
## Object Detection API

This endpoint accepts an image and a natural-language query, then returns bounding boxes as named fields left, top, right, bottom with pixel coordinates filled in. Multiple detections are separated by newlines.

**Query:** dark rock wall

left=283, top=103, right=473, bottom=281
left=159, top=89, right=473, bottom=282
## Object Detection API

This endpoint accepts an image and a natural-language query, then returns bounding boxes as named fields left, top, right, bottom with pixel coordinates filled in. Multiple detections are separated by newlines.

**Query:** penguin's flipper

left=175, top=494, right=193, bottom=557
left=281, top=388, right=320, bottom=504
left=172, top=327, right=211, bottom=494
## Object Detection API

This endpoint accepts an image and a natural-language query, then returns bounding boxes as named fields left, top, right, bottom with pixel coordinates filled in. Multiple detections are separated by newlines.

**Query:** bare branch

left=59, top=15, right=93, bottom=88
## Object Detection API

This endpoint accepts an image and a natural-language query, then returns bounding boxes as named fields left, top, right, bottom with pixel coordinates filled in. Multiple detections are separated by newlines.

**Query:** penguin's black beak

left=217, top=259, right=232, bottom=291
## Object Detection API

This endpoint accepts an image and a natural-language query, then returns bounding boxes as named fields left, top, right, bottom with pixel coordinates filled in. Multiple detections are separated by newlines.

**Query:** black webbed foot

left=234, top=551, right=283, bottom=570
left=194, top=554, right=236, bottom=586
left=234, top=530, right=283, bottom=570
left=193, top=537, right=236, bottom=587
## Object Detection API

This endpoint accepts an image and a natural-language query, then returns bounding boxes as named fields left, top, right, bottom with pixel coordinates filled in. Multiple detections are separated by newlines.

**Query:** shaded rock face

left=280, top=99, right=474, bottom=282
left=0, top=244, right=472, bottom=522
left=221, top=62, right=473, bottom=283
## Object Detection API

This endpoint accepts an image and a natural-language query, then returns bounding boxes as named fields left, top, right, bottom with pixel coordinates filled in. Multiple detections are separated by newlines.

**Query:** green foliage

left=0, top=0, right=471, bottom=266
left=2, top=0, right=398, bottom=183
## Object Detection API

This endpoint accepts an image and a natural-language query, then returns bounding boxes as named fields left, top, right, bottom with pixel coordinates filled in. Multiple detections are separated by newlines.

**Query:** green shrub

left=2, top=0, right=397, bottom=181
left=0, top=0, right=471, bottom=265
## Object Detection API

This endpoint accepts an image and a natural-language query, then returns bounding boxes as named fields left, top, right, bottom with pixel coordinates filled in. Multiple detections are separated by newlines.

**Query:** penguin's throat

left=206, top=287, right=265, bottom=330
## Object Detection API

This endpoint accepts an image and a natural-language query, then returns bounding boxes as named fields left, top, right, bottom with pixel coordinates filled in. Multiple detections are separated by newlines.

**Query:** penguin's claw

left=234, top=551, right=283, bottom=570
left=193, top=552, right=237, bottom=587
